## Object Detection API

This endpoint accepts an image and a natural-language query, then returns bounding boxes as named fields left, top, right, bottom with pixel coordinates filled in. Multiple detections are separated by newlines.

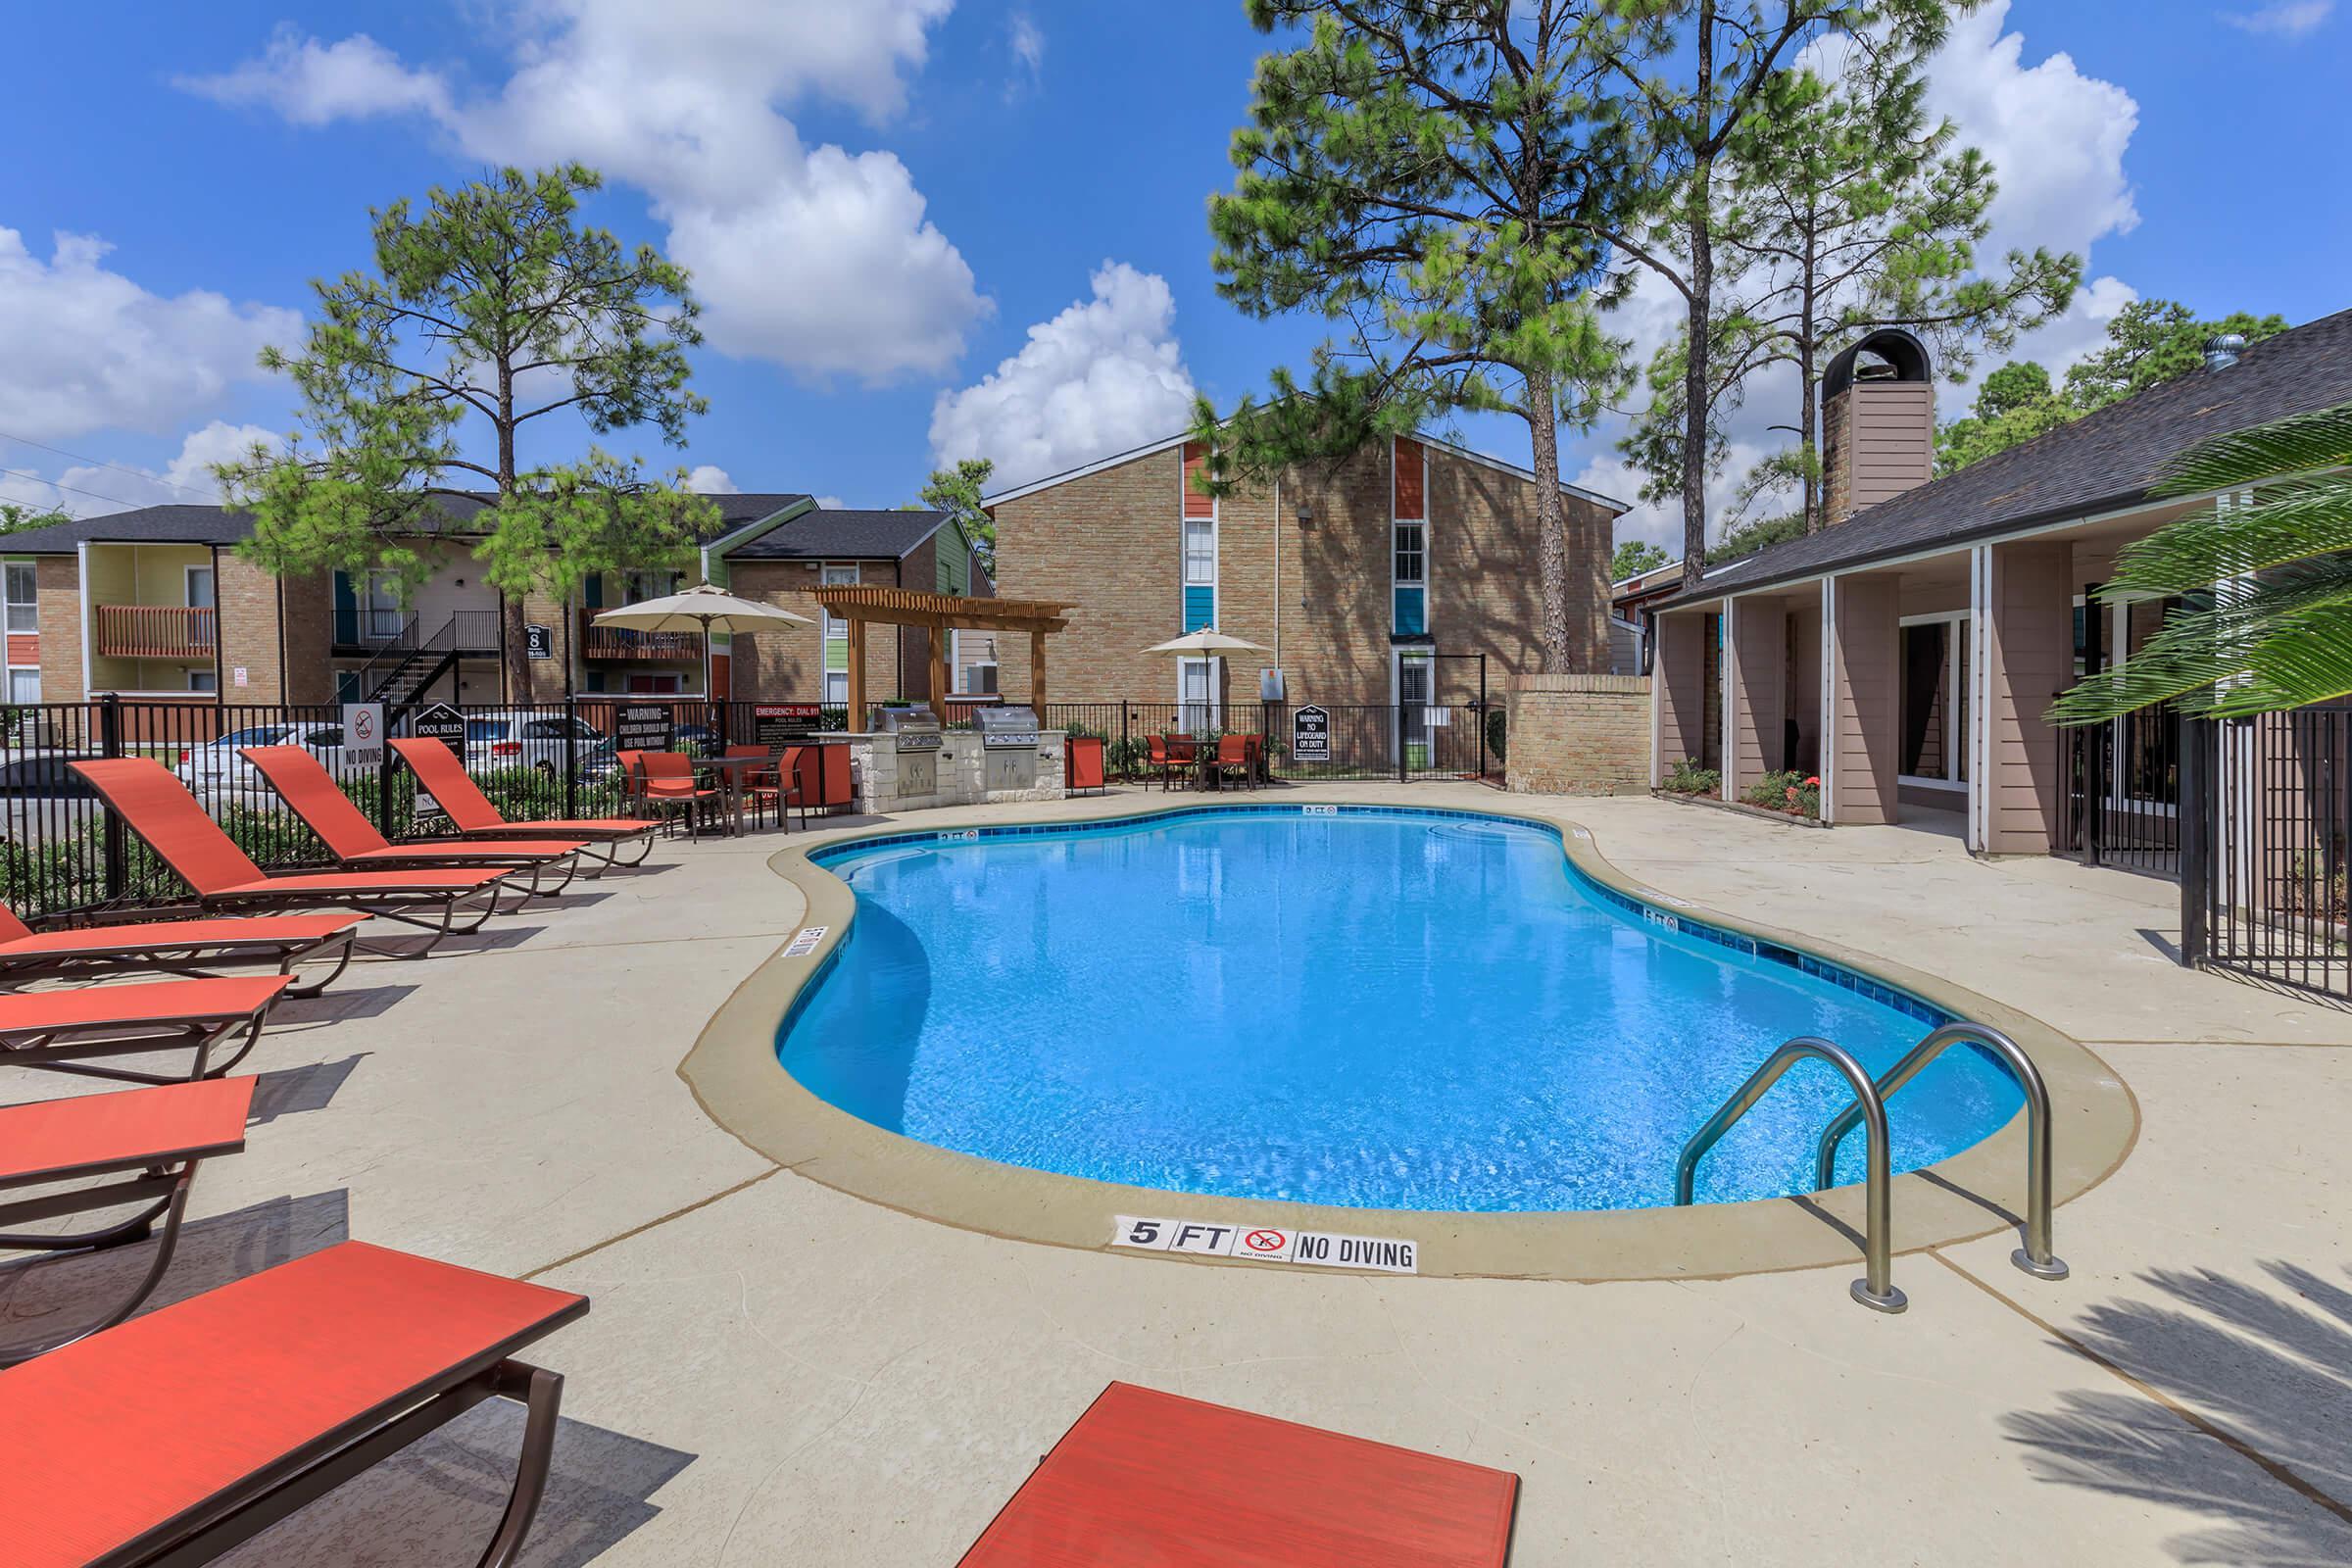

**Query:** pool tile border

left=678, top=794, right=2139, bottom=1284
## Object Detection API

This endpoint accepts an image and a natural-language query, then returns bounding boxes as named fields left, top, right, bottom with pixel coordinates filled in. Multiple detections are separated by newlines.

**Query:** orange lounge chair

left=0, top=973, right=290, bottom=1084
left=0, top=1075, right=252, bottom=1364
left=391, top=736, right=662, bottom=866
left=72, top=759, right=517, bottom=956
left=0, top=1240, right=588, bottom=1568
left=0, top=903, right=361, bottom=998
left=239, top=746, right=589, bottom=897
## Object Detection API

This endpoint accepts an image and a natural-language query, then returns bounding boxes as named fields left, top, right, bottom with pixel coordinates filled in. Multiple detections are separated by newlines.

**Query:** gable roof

left=979, top=426, right=1632, bottom=514
left=720, top=508, right=953, bottom=561
left=1669, top=306, right=2352, bottom=606
left=0, top=491, right=812, bottom=557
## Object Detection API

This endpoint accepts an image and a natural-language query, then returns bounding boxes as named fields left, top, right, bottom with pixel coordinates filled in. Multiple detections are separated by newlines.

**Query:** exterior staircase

left=356, top=611, right=503, bottom=710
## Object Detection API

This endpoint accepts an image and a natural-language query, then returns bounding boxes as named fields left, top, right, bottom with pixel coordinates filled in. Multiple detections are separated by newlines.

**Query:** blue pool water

left=777, top=808, right=2021, bottom=1212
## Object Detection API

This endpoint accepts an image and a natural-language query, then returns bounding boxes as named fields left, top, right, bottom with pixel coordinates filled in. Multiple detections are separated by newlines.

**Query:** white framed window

left=954, top=630, right=999, bottom=696
left=188, top=668, right=218, bottom=693
left=7, top=668, right=39, bottom=705
left=364, top=569, right=403, bottom=640
left=623, top=569, right=674, bottom=605
left=184, top=564, right=216, bottom=610
left=1178, top=655, right=1221, bottom=731
left=820, top=563, right=858, bottom=707
left=4, top=562, right=35, bottom=633
left=1182, top=518, right=1215, bottom=585
left=1897, top=611, right=1968, bottom=789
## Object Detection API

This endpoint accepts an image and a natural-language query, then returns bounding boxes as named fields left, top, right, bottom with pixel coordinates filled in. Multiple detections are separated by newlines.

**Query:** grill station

left=976, top=706, right=1040, bottom=749
left=872, top=705, right=944, bottom=752
left=976, top=705, right=1042, bottom=791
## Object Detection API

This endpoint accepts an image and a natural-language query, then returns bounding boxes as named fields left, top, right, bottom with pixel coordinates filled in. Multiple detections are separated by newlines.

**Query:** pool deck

left=8, top=783, right=2352, bottom=1565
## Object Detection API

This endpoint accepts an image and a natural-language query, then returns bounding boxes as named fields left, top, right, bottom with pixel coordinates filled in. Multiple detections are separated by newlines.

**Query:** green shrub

left=1660, top=757, right=1719, bottom=795
left=1485, top=709, right=1508, bottom=766
left=1740, top=768, right=1821, bottom=819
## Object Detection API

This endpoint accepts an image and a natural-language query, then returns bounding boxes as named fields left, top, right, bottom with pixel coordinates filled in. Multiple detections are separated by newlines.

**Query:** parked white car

left=458, top=711, right=616, bottom=780
left=173, top=722, right=363, bottom=803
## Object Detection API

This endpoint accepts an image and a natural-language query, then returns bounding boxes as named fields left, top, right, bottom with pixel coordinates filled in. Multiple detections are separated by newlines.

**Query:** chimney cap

left=2205, top=333, right=2248, bottom=370
left=1824, top=327, right=1933, bottom=402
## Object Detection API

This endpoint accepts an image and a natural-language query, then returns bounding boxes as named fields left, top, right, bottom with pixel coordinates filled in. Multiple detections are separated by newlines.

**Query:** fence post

left=1120, top=701, right=1131, bottom=780
left=564, top=694, right=580, bottom=820
left=1397, top=701, right=1408, bottom=784
left=2178, top=715, right=2209, bottom=969
left=97, top=694, right=126, bottom=901
left=2083, top=717, right=2106, bottom=867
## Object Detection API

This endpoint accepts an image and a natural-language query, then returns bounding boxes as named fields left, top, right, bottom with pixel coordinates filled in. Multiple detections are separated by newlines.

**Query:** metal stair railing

left=1675, top=1036, right=1906, bottom=1313
left=1813, top=1022, right=2067, bottom=1282
left=353, top=613, right=423, bottom=700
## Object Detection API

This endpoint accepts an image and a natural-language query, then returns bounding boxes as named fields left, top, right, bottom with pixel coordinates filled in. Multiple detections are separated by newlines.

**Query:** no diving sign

left=1111, top=1215, right=1418, bottom=1274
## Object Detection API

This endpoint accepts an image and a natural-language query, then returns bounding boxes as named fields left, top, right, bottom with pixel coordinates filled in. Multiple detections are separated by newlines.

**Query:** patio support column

left=1652, top=611, right=1708, bottom=785
left=1980, top=539, right=2074, bottom=854
left=1030, top=631, right=1047, bottom=711
left=846, top=618, right=866, bottom=726
left=928, top=628, right=949, bottom=713
left=1727, top=594, right=1788, bottom=801
left=1829, top=575, right=1900, bottom=824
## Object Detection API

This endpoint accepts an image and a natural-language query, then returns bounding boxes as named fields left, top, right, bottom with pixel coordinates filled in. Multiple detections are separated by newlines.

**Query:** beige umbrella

left=1141, top=627, right=1270, bottom=656
left=593, top=581, right=813, bottom=696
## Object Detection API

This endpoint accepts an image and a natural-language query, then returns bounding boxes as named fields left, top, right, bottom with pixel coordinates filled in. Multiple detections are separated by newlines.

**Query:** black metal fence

left=2180, top=709, right=2351, bottom=1002
left=2061, top=704, right=2181, bottom=875
left=1025, top=700, right=1503, bottom=784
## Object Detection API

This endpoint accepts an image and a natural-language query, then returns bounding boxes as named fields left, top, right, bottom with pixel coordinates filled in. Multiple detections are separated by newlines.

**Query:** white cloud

left=0, top=420, right=278, bottom=517
left=813, top=495, right=848, bottom=510
left=1007, top=13, right=1045, bottom=98
left=182, top=1, right=985, bottom=379
left=685, top=464, right=738, bottom=493
left=930, top=263, right=1198, bottom=492
left=2219, top=2, right=2334, bottom=35
left=0, top=229, right=299, bottom=442
left=179, top=28, right=451, bottom=124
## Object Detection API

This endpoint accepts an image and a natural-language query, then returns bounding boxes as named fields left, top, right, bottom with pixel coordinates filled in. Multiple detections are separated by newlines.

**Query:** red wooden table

left=958, top=1382, right=1517, bottom=1567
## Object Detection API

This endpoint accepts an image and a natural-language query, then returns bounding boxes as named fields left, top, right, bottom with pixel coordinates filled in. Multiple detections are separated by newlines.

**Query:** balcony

left=95, top=604, right=217, bottom=661
left=580, top=611, right=703, bottom=662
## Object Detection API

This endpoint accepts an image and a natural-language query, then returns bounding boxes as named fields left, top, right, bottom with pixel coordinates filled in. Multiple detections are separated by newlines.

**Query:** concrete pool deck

left=5, top=783, right=2350, bottom=1565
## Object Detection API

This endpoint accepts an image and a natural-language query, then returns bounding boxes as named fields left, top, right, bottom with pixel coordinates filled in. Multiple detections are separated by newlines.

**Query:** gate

left=2179, top=709, right=2351, bottom=1002
left=2061, top=704, right=2180, bottom=875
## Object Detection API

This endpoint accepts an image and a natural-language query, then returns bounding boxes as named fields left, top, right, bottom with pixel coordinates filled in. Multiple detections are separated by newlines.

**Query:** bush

left=1660, top=757, right=1719, bottom=795
left=1740, top=768, right=1821, bottom=819
left=1485, top=709, right=1508, bottom=766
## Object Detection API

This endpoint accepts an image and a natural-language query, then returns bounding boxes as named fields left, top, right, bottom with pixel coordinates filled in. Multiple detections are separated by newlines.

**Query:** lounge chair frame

left=2, top=1005, right=272, bottom=1086
left=390, top=738, right=661, bottom=867
left=0, top=1155, right=203, bottom=1368
left=0, top=920, right=357, bottom=999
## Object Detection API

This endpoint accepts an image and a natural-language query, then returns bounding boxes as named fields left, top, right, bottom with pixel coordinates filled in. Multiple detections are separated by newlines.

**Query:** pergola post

left=929, top=629, right=950, bottom=714
left=1030, top=631, right=1047, bottom=711
left=846, top=618, right=866, bottom=727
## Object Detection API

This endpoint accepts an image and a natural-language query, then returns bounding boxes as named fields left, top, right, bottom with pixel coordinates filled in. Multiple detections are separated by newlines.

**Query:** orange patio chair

left=71, top=759, right=517, bottom=957
left=725, top=745, right=802, bottom=832
left=1146, top=735, right=1185, bottom=792
left=0, top=1240, right=588, bottom=1568
left=1212, top=734, right=1255, bottom=790
left=0, top=901, right=361, bottom=998
left=391, top=737, right=662, bottom=866
left=635, top=751, right=723, bottom=838
left=0, top=972, right=291, bottom=1084
left=240, top=745, right=589, bottom=897
left=0, top=1075, right=252, bottom=1365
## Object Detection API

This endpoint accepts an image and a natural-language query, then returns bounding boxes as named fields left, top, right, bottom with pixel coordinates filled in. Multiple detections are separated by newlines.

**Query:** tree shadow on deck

left=2003, top=1259, right=2352, bottom=1564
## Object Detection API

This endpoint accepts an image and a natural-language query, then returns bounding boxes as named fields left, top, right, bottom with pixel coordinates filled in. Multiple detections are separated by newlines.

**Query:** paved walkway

left=6, top=785, right=2350, bottom=1566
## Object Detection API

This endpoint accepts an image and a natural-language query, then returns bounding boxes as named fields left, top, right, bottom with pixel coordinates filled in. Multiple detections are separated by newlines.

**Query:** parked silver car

left=459, top=711, right=616, bottom=780
left=174, top=721, right=361, bottom=803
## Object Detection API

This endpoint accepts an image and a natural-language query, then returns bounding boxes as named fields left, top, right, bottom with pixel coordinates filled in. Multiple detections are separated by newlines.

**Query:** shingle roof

left=0, top=491, right=810, bottom=556
left=1664, top=306, right=2352, bottom=606
left=722, top=508, right=951, bottom=561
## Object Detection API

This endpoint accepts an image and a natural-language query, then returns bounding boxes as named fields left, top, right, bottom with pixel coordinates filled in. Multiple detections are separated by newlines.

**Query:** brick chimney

left=1821, top=328, right=1935, bottom=527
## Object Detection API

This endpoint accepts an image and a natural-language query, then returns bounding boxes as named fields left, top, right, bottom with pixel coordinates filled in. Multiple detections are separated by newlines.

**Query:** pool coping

left=677, top=798, right=2139, bottom=1284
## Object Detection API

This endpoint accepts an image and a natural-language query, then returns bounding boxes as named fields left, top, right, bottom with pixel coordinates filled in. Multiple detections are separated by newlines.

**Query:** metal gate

left=2180, top=709, right=2351, bottom=1002
left=2061, top=704, right=2181, bottom=875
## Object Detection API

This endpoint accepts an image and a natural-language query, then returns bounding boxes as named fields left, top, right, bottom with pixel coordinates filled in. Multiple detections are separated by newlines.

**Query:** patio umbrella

left=1140, top=628, right=1270, bottom=656
left=592, top=582, right=814, bottom=701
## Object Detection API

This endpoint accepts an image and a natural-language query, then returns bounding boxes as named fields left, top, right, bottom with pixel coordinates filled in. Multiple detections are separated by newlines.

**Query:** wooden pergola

left=807, top=585, right=1075, bottom=721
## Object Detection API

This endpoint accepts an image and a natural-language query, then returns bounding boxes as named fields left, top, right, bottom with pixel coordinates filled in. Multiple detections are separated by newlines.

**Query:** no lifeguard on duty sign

left=1111, top=1215, right=1419, bottom=1274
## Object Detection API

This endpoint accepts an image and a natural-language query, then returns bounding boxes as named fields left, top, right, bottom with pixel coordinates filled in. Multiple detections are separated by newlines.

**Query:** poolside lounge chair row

left=0, top=738, right=666, bottom=1566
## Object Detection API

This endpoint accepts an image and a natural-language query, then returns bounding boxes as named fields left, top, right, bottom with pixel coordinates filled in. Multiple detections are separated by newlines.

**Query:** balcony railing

left=580, top=612, right=703, bottom=662
left=94, top=604, right=217, bottom=661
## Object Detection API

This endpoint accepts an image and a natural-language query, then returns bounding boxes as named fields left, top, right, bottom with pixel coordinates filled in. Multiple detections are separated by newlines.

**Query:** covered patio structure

left=806, top=585, right=1074, bottom=722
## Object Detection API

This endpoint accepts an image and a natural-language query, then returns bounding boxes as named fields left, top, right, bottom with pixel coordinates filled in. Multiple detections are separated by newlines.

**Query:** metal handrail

left=1813, top=1022, right=2067, bottom=1282
left=1675, top=1036, right=1906, bottom=1313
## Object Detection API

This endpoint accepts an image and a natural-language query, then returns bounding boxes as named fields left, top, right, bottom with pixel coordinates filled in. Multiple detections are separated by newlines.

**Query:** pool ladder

left=1673, top=1022, right=2067, bottom=1314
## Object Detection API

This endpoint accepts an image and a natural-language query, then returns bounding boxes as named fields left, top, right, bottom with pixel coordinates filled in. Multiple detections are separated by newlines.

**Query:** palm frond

left=2049, top=560, right=2352, bottom=724
left=2205, top=599, right=2352, bottom=713
left=2097, top=475, right=2352, bottom=594
left=2155, top=401, right=2352, bottom=496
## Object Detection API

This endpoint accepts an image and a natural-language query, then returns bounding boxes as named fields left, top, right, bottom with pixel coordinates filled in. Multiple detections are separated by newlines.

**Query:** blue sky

left=2, top=1, right=2345, bottom=547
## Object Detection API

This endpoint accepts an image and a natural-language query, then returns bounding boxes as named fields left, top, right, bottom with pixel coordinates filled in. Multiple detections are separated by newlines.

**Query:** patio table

left=689, top=753, right=777, bottom=837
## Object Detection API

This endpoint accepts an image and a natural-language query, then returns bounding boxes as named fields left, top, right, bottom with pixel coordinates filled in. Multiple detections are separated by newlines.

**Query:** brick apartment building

left=983, top=428, right=1629, bottom=719
left=0, top=493, right=990, bottom=710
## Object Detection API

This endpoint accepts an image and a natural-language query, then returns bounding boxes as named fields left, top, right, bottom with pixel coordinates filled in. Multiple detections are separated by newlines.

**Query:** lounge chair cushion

left=0, top=1076, right=253, bottom=1187
left=0, top=1240, right=586, bottom=1568
left=488, top=817, right=662, bottom=837
left=0, top=974, right=290, bottom=1034
left=345, top=840, right=586, bottom=863
left=210, top=868, right=509, bottom=898
left=0, top=912, right=360, bottom=959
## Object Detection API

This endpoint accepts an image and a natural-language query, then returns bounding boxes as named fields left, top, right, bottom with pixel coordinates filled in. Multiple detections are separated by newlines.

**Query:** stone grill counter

left=848, top=708, right=1066, bottom=812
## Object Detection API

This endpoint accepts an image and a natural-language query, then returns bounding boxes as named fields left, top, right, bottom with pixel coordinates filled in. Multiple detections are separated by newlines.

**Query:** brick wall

left=1504, top=673, right=1651, bottom=794
left=279, top=571, right=335, bottom=703
left=990, top=438, right=1615, bottom=710
left=726, top=559, right=902, bottom=708
left=35, top=557, right=82, bottom=703
left=214, top=550, right=284, bottom=703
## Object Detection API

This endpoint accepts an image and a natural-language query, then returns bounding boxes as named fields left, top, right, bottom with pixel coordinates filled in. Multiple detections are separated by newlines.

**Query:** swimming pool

left=777, top=807, right=2023, bottom=1213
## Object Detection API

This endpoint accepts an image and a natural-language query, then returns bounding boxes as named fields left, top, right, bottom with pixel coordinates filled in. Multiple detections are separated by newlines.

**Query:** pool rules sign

left=1112, top=1215, right=1418, bottom=1274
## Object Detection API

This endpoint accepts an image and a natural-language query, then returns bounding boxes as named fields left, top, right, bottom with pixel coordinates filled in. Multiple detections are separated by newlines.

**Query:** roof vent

left=2204, top=333, right=2247, bottom=371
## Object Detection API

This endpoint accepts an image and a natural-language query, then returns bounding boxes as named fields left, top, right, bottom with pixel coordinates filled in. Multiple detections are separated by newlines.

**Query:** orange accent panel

left=1182, top=442, right=1215, bottom=518
left=1394, top=437, right=1425, bottom=520
left=6, top=633, right=36, bottom=666
left=72, top=758, right=266, bottom=895
left=958, top=1382, right=1517, bottom=1567
left=241, top=746, right=390, bottom=858
left=387, top=738, right=504, bottom=832
left=0, top=1076, right=252, bottom=1187
left=0, top=1241, right=586, bottom=1568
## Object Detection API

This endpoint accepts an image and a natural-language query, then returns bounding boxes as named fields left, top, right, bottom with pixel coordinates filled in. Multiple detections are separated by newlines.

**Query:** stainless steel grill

left=976, top=705, right=1040, bottom=749
left=872, top=704, right=942, bottom=751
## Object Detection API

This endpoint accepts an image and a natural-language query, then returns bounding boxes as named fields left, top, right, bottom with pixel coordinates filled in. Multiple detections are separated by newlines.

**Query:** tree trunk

left=496, top=354, right=531, bottom=701
left=1679, top=2, right=1718, bottom=592
left=1799, top=340, right=1822, bottom=535
left=1525, top=368, right=1575, bottom=671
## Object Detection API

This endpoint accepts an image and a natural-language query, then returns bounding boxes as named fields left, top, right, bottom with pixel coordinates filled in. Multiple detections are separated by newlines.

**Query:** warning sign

left=783, top=925, right=828, bottom=957
left=1111, top=1215, right=1417, bottom=1274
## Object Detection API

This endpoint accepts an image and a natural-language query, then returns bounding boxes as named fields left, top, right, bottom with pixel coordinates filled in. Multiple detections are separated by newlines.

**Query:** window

left=221, top=726, right=292, bottom=748
left=464, top=719, right=512, bottom=742
left=188, top=670, right=219, bottom=693
left=820, top=563, right=858, bottom=706
left=365, top=571, right=403, bottom=640
left=1183, top=519, right=1215, bottom=585
left=302, top=726, right=340, bottom=747
left=4, top=563, right=35, bottom=633
left=1898, top=616, right=1968, bottom=786
left=1393, top=520, right=1426, bottom=636
left=184, top=565, right=216, bottom=610
left=7, top=668, right=39, bottom=705
left=623, top=570, right=674, bottom=605
left=1179, top=656, right=1220, bottom=731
